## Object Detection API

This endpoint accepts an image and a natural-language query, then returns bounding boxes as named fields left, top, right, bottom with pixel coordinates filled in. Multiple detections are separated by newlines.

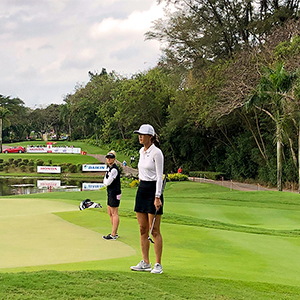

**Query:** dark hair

left=151, top=134, right=160, bottom=148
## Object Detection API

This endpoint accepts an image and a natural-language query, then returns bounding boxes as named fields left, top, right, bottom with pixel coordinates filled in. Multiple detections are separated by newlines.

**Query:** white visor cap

left=134, top=124, right=155, bottom=136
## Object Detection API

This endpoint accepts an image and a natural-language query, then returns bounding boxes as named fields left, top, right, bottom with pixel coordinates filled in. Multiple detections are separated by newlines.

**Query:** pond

left=0, top=177, right=104, bottom=196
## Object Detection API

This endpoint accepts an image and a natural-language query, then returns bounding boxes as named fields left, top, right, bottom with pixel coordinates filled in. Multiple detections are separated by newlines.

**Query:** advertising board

left=82, top=164, right=107, bottom=172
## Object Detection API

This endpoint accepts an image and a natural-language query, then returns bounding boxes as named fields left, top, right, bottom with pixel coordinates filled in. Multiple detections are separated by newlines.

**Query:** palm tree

left=246, top=62, right=299, bottom=191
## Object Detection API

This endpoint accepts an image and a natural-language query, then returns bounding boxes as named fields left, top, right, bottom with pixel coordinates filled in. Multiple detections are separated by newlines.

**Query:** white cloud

left=0, top=0, right=167, bottom=107
left=90, top=3, right=164, bottom=38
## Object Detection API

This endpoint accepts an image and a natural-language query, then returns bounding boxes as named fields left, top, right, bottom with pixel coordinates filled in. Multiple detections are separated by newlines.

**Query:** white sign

left=27, top=147, right=47, bottom=153
left=82, top=183, right=105, bottom=190
left=27, top=145, right=81, bottom=154
left=37, top=180, right=61, bottom=188
left=37, top=166, right=61, bottom=173
left=82, top=164, right=107, bottom=172
left=51, top=147, right=81, bottom=154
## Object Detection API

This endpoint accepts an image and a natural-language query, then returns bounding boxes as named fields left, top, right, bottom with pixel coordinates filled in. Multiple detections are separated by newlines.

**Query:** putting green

left=0, top=198, right=135, bottom=269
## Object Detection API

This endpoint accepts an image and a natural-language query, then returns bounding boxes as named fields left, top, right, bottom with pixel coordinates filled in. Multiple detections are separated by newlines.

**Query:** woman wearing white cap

left=102, top=150, right=121, bottom=240
left=130, top=124, right=164, bottom=274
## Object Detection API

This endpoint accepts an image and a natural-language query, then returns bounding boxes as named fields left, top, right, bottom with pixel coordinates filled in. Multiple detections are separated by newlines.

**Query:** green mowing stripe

left=103, top=209, right=300, bottom=237
left=0, top=270, right=299, bottom=300
left=166, top=196, right=300, bottom=211
left=163, top=213, right=300, bottom=237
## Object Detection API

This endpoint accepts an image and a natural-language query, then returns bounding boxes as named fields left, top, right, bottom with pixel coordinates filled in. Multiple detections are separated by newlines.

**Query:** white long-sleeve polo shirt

left=103, top=168, right=118, bottom=186
left=138, top=143, right=164, bottom=198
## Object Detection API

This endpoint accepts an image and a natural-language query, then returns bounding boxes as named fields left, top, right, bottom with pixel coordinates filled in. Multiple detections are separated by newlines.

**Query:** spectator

left=102, top=150, right=121, bottom=240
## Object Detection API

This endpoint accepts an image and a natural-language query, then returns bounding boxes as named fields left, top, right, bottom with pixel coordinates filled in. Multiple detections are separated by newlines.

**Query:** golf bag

left=79, top=199, right=102, bottom=210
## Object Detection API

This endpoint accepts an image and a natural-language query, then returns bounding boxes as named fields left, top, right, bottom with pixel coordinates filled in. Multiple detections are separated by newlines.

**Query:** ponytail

left=151, top=134, right=160, bottom=148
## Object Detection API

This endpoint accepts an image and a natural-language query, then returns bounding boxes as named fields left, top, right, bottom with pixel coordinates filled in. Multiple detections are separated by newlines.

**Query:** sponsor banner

left=51, top=147, right=81, bottom=154
left=27, top=147, right=47, bottom=153
left=37, top=180, right=61, bottom=188
left=82, top=183, right=105, bottom=190
left=27, top=146, right=81, bottom=154
left=82, top=164, right=107, bottom=172
left=37, top=166, right=61, bottom=173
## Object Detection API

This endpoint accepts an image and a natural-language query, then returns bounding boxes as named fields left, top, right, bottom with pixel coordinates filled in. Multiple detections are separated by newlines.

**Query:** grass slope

left=0, top=182, right=300, bottom=299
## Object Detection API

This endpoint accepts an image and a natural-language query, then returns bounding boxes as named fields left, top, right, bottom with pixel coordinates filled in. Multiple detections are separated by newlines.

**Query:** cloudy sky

left=0, top=0, right=166, bottom=108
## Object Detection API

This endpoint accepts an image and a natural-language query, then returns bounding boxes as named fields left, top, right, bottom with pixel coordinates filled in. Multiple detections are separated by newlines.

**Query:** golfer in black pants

left=102, top=150, right=121, bottom=240
left=130, top=124, right=164, bottom=274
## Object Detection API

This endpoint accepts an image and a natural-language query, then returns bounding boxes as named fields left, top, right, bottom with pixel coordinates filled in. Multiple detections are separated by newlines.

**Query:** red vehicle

left=3, top=146, right=26, bottom=153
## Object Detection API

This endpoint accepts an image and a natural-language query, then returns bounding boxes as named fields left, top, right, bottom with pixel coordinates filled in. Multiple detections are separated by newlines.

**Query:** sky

left=0, top=0, right=166, bottom=108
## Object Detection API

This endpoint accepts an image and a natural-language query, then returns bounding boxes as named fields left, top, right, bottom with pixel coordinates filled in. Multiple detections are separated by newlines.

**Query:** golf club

left=148, top=174, right=168, bottom=244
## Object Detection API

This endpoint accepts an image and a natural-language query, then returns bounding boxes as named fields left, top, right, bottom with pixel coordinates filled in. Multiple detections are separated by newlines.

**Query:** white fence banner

left=82, top=164, right=107, bottom=172
left=82, top=183, right=105, bottom=190
left=37, top=166, right=61, bottom=173
left=37, top=180, right=61, bottom=188
left=27, top=147, right=48, bottom=153
left=27, top=145, right=81, bottom=154
left=50, top=147, right=81, bottom=154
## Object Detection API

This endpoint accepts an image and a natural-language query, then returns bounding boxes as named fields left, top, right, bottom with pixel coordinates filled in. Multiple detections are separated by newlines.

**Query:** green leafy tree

left=63, top=68, right=121, bottom=141
left=147, top=0, right=300, bottom=70
left=110, top=68, right=173, bottom=140
left=0, top=95, right=28, bottom=142
left=0, top=106, right=12, bottom=152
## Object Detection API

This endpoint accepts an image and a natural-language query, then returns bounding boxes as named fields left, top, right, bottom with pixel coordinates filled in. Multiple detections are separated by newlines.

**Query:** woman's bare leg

left=149, top=214, right=162, bottom=264
left=136, top=212, right=150, bottom=264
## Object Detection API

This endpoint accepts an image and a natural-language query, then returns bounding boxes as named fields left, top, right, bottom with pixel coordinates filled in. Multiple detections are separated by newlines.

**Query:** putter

left=148, top=174, right=168, bottom=244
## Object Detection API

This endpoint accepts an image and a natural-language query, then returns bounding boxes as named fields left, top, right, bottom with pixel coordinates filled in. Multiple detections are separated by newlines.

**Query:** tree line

left=2, top=0, right=300, bottom=190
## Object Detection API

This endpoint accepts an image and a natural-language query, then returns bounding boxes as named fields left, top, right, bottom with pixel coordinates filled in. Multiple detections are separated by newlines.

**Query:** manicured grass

left=4, top=140, right=108, bottom=155
left=2, top=140, right=133, bottom=165
left=0, top=153, right=99, bottom=165
left=0, top=182, right=300, bottom=298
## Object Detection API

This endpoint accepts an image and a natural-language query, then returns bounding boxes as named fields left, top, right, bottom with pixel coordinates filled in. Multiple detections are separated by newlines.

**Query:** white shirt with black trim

left=138, top=144, right=164, bottom=198
left=103, top=168, right=118, bottom=186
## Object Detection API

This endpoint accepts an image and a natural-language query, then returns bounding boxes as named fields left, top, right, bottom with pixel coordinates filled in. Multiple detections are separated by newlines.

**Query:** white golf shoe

left=150, top=263, right=163, bottom=274
left=130, top=260, right=152, bottom=271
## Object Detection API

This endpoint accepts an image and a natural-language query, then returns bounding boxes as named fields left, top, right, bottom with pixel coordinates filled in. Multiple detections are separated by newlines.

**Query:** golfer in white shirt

left=130, top=124, right=164, bottom=274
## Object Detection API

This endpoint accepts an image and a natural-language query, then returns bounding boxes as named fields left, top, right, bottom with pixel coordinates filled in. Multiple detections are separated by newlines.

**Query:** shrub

left=130, top=179, right=139, bottom=188
left=0, top=159, right=3, bottom=163
left=60, top=163, right=68, bottom=172
left=188, top=171, right=225, bottom=180
left=68, top=164, right=77, bottom=173
left=36, top=159, right=44, bottom=166
left=77, top=164, right=82, bottom=172
left=4, top=166, right=9, bottom=173
left=0, top=163, right=3, bottom=171
left=29, top=159, right=34, bottom=166
left=167, top=173, right=188, bottom=181
left=118, top=165, right=124, bottom=175
left=20, top=165, right=27, bottom=172
left=29, top=166, right=35, bottom=173
left=48, top=160, right=52, bottom=165
left=8, top=158, right=14, bottom=164
left=23, top=159, right=29, bottom=165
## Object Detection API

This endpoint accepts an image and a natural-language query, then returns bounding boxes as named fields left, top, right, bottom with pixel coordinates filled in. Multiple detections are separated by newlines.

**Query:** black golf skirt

left=107, top=190, right=121, bottom=208
left=134, top=180, right=163, bottom=215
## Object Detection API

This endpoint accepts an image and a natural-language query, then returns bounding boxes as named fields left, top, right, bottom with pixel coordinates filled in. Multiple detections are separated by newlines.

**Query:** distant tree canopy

left=147, top=0, right=300, bottom=67
left=3, top=6, right=300, bottom=189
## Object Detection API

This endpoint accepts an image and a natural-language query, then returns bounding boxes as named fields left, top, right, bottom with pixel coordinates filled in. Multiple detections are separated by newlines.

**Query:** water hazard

left=0, top=177, right=104, bottom=196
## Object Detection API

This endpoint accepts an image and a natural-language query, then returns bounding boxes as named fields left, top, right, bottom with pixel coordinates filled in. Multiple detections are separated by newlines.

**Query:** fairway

left=0, top=198, right=135, bottom=269
left=1, top=182, right=300, bottom=299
